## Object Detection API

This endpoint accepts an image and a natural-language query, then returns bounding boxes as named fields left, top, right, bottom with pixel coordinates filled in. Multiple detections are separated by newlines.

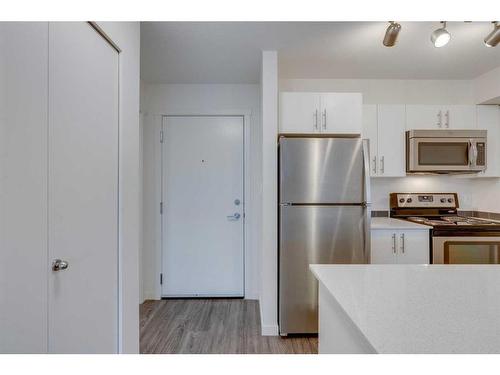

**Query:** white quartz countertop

left=310, top=264, right=500, bottom=354
left=371, top=217, right=431, bottom=230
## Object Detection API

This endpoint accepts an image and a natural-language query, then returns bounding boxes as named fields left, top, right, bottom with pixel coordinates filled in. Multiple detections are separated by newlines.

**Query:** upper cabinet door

left=362, top=105, right=378, bottom=176
left=477, top=105, right=500, bottom=177
left=377, top=105, right=406, bottom=177
left=405, top=105, right=444, bottom=129
left=444, top=105, right=476, bottom=129
left=280, top=92, right=320, bottom=133
left=320, top=93, right=362, bottom=134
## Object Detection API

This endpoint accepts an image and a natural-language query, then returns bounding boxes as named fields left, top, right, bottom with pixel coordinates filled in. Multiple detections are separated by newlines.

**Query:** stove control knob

left=448, top=198, right=453, bottom=203
left=406, top=198, right=412, bottom=203
left=440, top=198, right=446, bottom=203
left=399, top=198, right=405, bottom=204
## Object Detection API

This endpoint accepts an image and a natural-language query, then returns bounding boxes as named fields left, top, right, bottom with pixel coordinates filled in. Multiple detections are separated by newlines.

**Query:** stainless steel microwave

left=406, top=129, right=487, bottom=174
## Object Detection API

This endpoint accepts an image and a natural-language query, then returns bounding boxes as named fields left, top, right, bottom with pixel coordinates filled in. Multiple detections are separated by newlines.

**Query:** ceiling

left=140, top=22, right=500, bottom=84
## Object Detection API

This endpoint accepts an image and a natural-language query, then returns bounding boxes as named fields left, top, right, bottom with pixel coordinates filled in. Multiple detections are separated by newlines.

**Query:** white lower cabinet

left=371, top=229, right=429, bottom=264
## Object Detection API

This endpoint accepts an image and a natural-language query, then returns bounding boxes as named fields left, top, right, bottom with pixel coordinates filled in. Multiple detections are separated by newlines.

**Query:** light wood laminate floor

left=140, top=299, right=318, bottom=354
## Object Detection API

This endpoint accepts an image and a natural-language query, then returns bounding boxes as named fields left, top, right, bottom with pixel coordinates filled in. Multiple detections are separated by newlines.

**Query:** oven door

left=407, top=137, right=486, bottom=173
left=433, top=236, right=500, bottom=264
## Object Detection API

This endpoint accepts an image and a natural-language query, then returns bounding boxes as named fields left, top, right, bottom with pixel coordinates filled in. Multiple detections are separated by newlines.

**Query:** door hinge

left=160, top=273, right=163, bottom=285
left=160, top=202, right=163, bottom=215
left=160, top=130, right=164, bottom=143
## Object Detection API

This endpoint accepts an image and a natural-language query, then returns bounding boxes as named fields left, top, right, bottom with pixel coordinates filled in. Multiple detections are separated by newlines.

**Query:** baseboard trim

left=143, top=291, right=159, bottom=302
left=259, top=299, right=279, bottom=336
left=261, top=324, right=279, bottom=336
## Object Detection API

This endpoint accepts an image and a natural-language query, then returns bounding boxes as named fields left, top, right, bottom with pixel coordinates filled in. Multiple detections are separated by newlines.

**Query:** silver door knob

left=227, top=213, right=241, bottom=220
left=52, top=259, right=69, bottom=271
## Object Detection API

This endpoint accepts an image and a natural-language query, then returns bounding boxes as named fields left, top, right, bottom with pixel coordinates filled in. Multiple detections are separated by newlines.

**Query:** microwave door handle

left=472, top=142, right=478, bottom=166
left=468, top=140, right=473, bottom=166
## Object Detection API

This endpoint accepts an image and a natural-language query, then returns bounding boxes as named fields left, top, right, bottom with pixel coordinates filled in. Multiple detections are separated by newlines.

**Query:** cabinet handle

left=437, top=110, right=442, bottom=128
left=322, top=109, right=327, bottom=130
left=314, top=110, right=318, bottom=130
left=400, top=233, right=405, bottom=254
left=392, top=233, right=396, bottom=254
left=445, top=110, right=450, bottom=128
left=372, top=156, right=377, bottom=174
left=380, top=156, right=385, bottom=174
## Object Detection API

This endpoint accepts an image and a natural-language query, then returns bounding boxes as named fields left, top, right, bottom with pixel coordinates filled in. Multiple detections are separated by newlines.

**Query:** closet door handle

left=52, top=259, right=69, bottom=271
left=445, top=110, right=450, bottom=128
left=400, top=233, right=405, bottom=254
left=380, top=156, right=385, bottom=174
left=437, top=110, right=442, bottom=128
left=314, top=110, right=318, bottom=130
left=372, top=156, right=377, bottom=174
left=322, top=109, right=327, bottom=130
left=392, top=233, right=397, bottom=254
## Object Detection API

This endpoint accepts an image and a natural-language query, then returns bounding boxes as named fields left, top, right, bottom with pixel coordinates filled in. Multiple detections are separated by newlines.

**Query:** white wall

left=0, top=22, right=49, bottom=353
left=474, top=66, right=500, bottom=105
left=260, top=51, right=279, bottom=336
left=140, top=83, right=262, bottom=300
left=98, top=22, right=141, bottom=354
left=372, top=176, right=482, bottom=211
left=280, top=79, right=475, bottom=104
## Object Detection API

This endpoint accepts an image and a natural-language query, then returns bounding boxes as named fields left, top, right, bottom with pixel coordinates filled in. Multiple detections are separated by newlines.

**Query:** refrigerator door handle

left=362, top=139, right=372, bottom=264
left=362, top=139, right=372, bottom=205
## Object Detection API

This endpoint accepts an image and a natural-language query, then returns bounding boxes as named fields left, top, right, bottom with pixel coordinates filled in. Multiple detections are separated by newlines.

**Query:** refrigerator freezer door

left=279, top=137, right=364, bottom=204
left=279, top=205, right=368, bottom=335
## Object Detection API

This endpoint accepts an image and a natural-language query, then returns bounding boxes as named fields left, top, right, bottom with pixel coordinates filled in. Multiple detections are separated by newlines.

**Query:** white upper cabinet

left=377, top=105, right=406, bottom=177
left=362, top=105, right=378, bottom=176
left=406, top=105, right=476, bottom=130
left=280, top=92, right=362, bottom=134
left=477, top=105, right=500, bottom=177
left=446, top=105, right=477, bottom=129
left=280, top=92, right=321, bottom=133
left=362, top=104, right=406, bottom=177
left=320, top=93, right=362, bottom=134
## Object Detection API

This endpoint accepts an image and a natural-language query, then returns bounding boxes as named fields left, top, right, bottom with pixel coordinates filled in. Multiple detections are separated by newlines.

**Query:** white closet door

left=0, top=22, right=49, bottom=354
left=48, top=22, right=119, bottom=353
left=162, top=116, right=244, bottom=297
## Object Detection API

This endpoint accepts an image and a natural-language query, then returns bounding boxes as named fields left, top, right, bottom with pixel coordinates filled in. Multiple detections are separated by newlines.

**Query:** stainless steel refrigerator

left=278, top=135, right=371, bottom=335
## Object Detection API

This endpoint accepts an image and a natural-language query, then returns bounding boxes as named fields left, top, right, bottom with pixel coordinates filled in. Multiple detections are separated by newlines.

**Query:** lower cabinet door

left=371, top=230, right=398, bottom=264
left=397, top=230, right=430, bottom=264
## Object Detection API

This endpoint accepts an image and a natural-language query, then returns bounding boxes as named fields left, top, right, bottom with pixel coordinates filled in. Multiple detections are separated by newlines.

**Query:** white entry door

left=162, top=116, right=244, bottom=297
left=48, top=23, right=119, bottom=353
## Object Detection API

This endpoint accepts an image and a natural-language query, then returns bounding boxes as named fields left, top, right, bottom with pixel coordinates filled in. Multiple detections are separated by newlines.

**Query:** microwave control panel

left=476, top=142, right=485, bottom=166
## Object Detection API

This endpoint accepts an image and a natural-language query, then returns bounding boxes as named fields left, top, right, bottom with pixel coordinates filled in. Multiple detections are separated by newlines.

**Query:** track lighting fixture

left=383, top=21, right=401, bottom=47
left=484, top=22, right=500, bottom=47
left=431, top=21, right=451, bottom=48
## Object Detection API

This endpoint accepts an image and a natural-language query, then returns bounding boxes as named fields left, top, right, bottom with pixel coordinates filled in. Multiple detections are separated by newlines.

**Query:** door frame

left=158, top=111, right=252, bottom=299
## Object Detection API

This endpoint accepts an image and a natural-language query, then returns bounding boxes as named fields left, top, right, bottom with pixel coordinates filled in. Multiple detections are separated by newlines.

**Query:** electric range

left=390, top=193, right=500, bottom=264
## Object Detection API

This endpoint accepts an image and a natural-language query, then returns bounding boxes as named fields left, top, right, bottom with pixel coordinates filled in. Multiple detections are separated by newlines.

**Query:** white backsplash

left=371, top=175, right=499, bottom=212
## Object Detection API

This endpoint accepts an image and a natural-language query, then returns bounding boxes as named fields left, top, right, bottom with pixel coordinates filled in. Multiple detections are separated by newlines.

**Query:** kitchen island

left=310, top=264, right=500, bottom=354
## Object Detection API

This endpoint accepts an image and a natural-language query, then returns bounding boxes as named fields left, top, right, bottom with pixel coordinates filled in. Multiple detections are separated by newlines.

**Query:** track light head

left=431, top=21, right=451, bottom=48
left=484, top=22, right=500, bottom=47
left=383, top=21, right=401, bottom=47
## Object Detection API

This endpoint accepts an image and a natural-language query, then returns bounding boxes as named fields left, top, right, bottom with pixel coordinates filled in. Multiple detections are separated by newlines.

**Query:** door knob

left=52, top=259, right=69, bottom=271
left=227, top=213, right=241, bottom=220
